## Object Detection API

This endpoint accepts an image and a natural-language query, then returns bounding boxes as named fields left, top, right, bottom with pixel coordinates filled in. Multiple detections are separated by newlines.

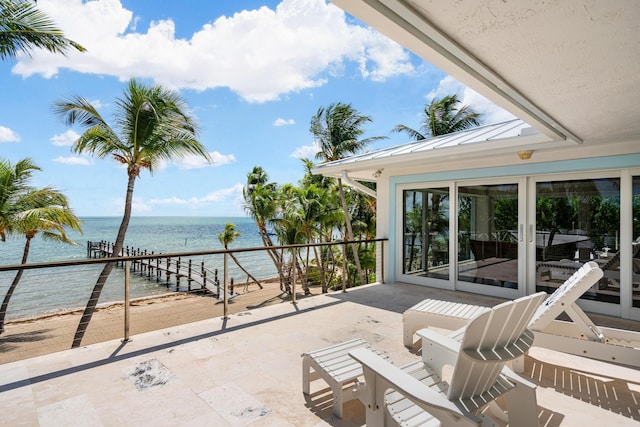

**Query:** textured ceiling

left=334, top=0, right=640, bottom=145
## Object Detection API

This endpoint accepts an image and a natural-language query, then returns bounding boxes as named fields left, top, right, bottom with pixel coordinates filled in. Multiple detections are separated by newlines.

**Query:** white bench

left=403, top=299, right=490, bottom=347
left=302, top=338, right=381, bottom=418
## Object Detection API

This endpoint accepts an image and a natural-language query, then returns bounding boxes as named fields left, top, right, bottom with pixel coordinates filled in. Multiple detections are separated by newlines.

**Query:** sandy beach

left=0, top=279, right=317, bottom=365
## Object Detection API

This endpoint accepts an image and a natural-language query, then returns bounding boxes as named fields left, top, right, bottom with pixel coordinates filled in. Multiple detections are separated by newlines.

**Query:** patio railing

left=0, top=238, right=386, bottom=364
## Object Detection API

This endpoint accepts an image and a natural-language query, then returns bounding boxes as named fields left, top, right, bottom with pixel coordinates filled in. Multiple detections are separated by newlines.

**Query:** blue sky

left=0, top=0, right=512, bottom=217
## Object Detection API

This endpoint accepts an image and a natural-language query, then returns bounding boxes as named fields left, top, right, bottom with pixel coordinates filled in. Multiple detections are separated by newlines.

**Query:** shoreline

left=0, top=278, right=317, bottom=365
left=4, top=272, right=281, bottom=324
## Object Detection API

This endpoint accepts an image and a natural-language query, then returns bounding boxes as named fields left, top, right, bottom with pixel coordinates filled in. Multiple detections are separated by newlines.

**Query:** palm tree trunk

left=258, top=228, right=287, bottom=291
left=337, top=178, right=365, bottom=286
left=228, top=252, right=263, bottom=289
left=72, top=173, right=136, bottom=348
left=0, top=237, right=31, bottom=334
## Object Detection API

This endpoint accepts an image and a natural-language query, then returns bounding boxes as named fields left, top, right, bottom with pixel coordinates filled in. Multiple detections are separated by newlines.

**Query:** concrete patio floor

left=1, top=282, right=639, bottom=426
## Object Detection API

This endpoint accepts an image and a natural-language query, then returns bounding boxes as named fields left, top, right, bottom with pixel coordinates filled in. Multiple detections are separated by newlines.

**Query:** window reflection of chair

left=601, top=242, right=640, bottom=289
left=537, top=237, right=640, bottom=291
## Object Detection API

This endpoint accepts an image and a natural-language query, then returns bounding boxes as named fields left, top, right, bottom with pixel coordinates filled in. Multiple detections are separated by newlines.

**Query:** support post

left=176, top=257, right=181, bottom=291
left=342, top=242, right=348, bottom=292
left=291, top=249, right=297, bottom=304
left=223, top=253, right=229, bottom=319
left=123, top=260, right=131, bottom=342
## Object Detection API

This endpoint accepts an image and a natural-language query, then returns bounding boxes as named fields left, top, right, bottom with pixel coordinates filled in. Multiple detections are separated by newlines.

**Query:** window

left=402, top=188, right=450, bottom=280
left=535, top=178, right=620, bottom=304
left=458, top=184, right=519, bottom=288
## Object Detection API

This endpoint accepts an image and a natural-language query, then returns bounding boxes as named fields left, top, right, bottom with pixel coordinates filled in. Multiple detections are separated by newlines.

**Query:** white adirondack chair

left=350, top=292, right=546, bottom=427
left=403, top=261, right=640, bottom=368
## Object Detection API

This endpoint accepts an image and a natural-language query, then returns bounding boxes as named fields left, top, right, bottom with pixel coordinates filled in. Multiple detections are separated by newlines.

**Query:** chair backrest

left=528, top=261, right=603, bottom=331
left=448, top=292, right=546, bottom=406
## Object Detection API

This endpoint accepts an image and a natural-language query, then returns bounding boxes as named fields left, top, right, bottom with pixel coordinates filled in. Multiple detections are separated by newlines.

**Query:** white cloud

left=428, top=76, right=516, bottom=125
left=53, top=156, right=91, bottom=165
left=14, top=0, right=414, bottom=102
left=149, top=183, right=244, bottom=206
left=290, top=143, right=318, bottom=159
left=50, top=129, right=80, bottom=146
left=172, top=151, right=236, bottom=169
left=0, top=126, right=20, bottom=143
left=274, top=118, right=295, bottom=126
left=109, top=196, right=152, bottom=215
left=109, top=184, right=245, bottom=215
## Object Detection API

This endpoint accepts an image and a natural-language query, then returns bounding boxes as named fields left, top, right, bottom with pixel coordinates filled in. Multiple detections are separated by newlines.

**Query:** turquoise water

left=0, top=217, right=276, bottom=320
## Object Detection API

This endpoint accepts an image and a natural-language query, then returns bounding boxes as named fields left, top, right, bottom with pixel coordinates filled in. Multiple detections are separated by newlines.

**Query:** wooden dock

left=86, top=240, right=238, bottom=299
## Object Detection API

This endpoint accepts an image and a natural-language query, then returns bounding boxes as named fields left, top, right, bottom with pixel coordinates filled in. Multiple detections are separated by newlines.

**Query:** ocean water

left=0, top=217, right=277, bottom=320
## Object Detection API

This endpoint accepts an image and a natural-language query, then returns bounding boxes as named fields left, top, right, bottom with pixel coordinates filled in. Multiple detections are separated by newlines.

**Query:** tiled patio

left=1, top=282, right=638, bottom=426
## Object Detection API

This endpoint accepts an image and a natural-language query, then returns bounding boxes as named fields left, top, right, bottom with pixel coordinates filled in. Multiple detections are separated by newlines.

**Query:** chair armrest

left=501, top=366, right=536, bottom=389
left=349, top=348, right=481, bottom=426
left=417, top=328, right=461, bottom=373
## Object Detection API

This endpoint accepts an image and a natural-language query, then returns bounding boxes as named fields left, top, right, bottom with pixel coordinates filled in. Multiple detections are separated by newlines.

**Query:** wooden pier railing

left=86, top=240, right=235, bottom=298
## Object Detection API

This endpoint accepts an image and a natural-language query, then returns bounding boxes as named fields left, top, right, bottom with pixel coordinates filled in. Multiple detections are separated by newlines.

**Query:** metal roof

left=315, top=118, right=539, bottom=170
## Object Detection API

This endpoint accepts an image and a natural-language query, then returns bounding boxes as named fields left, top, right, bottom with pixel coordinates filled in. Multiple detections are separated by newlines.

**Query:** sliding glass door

left=634, top=175, right=640, bottom=309
left=457, top=183, right=521, bottom=292
left=395, top=170, right=637, bottom=318
left=401, top=187, right=450, bottom=283
left=535, top=178, right=620, bottom=305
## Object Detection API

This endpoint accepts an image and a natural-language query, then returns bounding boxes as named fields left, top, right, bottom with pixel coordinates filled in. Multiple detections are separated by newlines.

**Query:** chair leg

left=501, top=369, right=539, bottom=427
left=331, top=382, right=344, bottom=418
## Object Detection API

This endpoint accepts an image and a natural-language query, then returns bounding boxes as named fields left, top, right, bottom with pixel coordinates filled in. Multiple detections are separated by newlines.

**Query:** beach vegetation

left=0, top=157, right=81, bottom=333
left=0, top=0, right=85, bottom=60
left=218, top=222, right=263, bottom=290
left=243, top=166, right=289, bottom=291
left=53, top=78, right=210, bottom=348
left=311, top=102, right=386, bottom=287
left=243, top=154, right=378, bottom=293
left=391, top=93, right=482, bottom=140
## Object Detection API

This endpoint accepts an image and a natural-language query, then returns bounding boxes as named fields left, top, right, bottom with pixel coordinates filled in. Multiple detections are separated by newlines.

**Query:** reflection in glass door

left=458, top=184, right=519, bottom=288
left=402, top=188, right=449, bottom=281
left=535, top=178, right=620, bottom=304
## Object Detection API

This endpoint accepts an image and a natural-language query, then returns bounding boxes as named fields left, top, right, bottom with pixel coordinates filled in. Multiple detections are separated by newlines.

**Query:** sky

left=0, top=0, right=514, bottom=217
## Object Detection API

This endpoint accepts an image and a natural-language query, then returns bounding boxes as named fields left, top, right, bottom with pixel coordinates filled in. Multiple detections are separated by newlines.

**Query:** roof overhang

left=331, top=0, right=640, bottom=146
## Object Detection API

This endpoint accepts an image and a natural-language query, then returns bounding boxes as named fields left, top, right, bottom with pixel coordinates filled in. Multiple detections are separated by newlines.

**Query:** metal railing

left=0, top=238, right=386, bottom=363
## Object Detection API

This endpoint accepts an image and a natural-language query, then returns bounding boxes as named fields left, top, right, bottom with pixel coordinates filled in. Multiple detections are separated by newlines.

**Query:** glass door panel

left=458, top=184, right=519, bottom=289
left=402, top=188, right=450, bottom=281
left=535, top=178, right=620, bottom=304
left=633, top=176, right=640, bottom=309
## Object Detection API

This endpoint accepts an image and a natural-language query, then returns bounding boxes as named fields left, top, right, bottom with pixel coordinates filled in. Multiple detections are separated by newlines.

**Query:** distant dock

left=86, top=240, right=238, bottom=298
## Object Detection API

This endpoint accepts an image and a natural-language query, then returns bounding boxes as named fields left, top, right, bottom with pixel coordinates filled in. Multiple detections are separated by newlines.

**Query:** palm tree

left=299, top=158, right=343, bottom=292
left=217, top=222, right=262, bottom=290
left=311, top=102, right=386, bottom=287
left=53, top=78, right=210, bottom=348
left=270, top=187, right=308, bottom=296
left=243, top=167, right=287, bottom=290
left=392, top=94, right=482, bottom=140
left=0, top=157, right=39, bottom=242
left=0, top=186, right=81, bottom=333
left=0, top=0, right=85, bottom=60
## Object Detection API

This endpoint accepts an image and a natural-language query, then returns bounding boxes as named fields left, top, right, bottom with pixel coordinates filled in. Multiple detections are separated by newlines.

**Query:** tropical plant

left=0, top=163, right=81, bottom=333
left=299, top=158, right=343, bottom=292
left=0, top=157, right=39, bottom=242
left=311, top=102, right=386, bottom=286
left=0, top=0, right=85, bottom=60
left=53, top=78, right=210, bottom=348
left=392, top=94, right=482, bottom=140
left=270, top=185, right=309, bottom=296
left=242, top=166, right=288, bottom=290
left=217, top=222, right=262, bottom=290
